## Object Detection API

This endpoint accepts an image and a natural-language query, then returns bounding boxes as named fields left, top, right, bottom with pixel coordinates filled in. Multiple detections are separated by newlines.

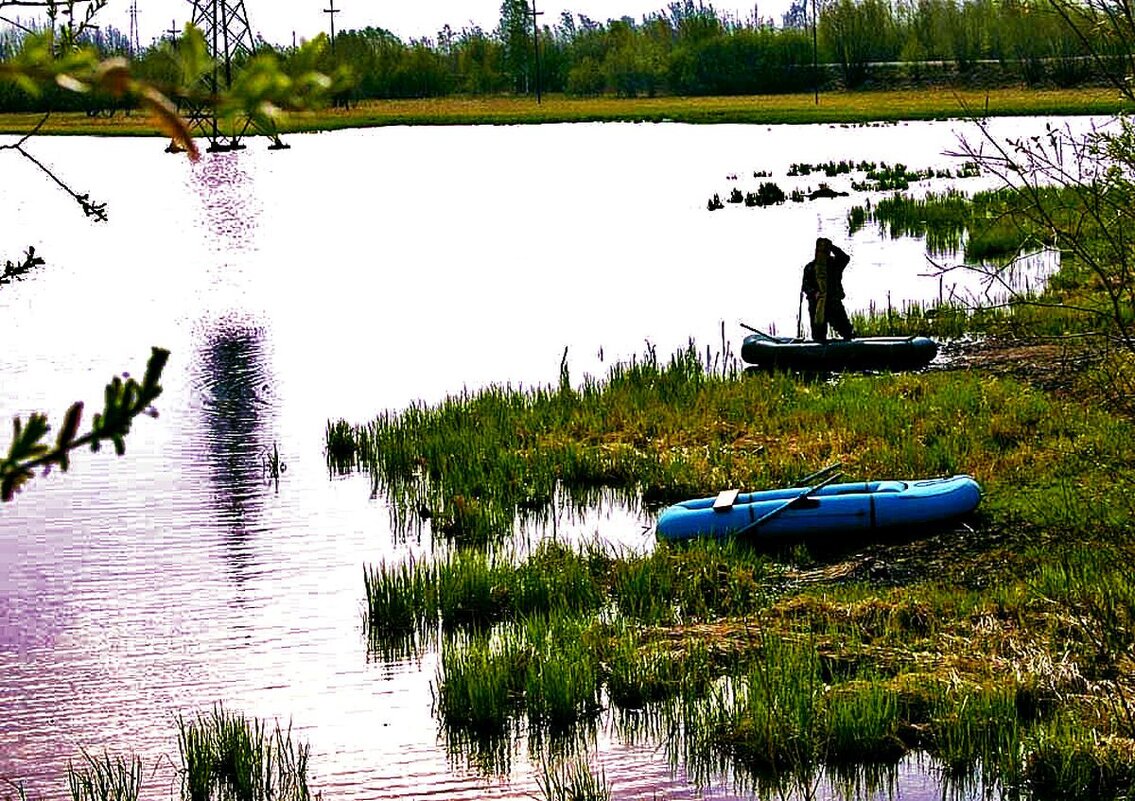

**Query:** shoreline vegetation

left=322, top=167, right=1135, bottom=798
left=335, top=332, right=1135, bottom=801
left=0, top=87, right=1129, bottom=136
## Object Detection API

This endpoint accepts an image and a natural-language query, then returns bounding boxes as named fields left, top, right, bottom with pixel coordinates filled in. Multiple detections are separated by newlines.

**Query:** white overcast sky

left=86, top=1, right=779, bottom=48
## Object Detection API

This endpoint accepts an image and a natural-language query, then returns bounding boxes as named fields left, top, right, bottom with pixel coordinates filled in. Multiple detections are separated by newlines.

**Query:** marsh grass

left=825, top=681, right=905, bottom=764
left=339, top=338, right=1135, bottom=548
left=435, top=628, right=528, bottom=737
left=928, top=682, right=1022, bottom=779
left=847, top=186, right=1074, bottom=263
left=716, top=635, right=825, bottom=772
left=1024, top=714, right=1135, bottom=800
left=66, top=751, right=142, bottom=801
left=425, top=550, right=1135, bottom=799
left=523, top=615, right=603, bottom=733
left=176, top=705, right=311, bottom=801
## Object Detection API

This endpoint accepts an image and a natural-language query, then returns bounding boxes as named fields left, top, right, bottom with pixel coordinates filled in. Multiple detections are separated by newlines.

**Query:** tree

left=782, top=0, right=809, bottom=30
left=942, top=0, right=1135, bottom=407
left=819, top=0, right=899, bottom=86
left=497, top=0, right=532, bottom=93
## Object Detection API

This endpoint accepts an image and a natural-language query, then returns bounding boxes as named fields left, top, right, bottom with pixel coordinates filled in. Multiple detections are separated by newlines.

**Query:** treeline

left=0, top=0, right=1117, bottom=112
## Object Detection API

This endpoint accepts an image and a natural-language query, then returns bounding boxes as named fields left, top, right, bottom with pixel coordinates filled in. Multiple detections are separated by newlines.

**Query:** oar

left=739, top=321, right=771, bottom=338
left=735, top=470, right=844, bottom=537
left=797, top=461, right=842, bottom=486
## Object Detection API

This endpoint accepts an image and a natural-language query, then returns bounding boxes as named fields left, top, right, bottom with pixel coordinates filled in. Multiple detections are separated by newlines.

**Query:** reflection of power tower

left=177, top=0, right=287, bottom=152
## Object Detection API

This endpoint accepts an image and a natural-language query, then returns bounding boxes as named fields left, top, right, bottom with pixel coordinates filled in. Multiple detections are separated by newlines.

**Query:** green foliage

left=1024, top=714, right=1135, bottom=801
left=1, top=246, right=45, bottom=285
left=176, top=705, right=312, bottom=801
left=0, top=0, right=1115, bottom=106
left=66, top=749, right=142, bottom=801
left=0, top=347, right=168, bottom=502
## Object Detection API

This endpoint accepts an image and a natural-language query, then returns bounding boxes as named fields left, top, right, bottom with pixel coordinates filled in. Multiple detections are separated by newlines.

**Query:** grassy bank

left=330, top=342, right=1135, bottom=545
left=0, top=87, right=1127, bottom=136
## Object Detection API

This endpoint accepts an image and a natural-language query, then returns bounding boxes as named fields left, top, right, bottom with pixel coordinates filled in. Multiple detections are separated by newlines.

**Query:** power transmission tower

left=128, top=0, right=140, bottom=55
left=175, top=0, right=288, bottom=152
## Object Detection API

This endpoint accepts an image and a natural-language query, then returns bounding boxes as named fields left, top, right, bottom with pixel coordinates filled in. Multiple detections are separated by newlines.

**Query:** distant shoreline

left=0, top=87, right=1128, bottom=137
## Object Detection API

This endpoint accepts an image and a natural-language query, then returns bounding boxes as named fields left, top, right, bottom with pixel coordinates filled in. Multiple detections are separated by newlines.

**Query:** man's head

left=814, top=237, right=831, bottom=260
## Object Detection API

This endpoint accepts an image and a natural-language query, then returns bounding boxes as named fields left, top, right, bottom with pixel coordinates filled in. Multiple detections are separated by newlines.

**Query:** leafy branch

left=1, top=245, right=45, bottom=285
left=1, top=347, right=169, bottom=501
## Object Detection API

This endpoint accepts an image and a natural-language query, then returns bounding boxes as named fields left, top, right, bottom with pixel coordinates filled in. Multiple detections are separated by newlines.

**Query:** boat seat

left=713, top=489, right=740, bottom=511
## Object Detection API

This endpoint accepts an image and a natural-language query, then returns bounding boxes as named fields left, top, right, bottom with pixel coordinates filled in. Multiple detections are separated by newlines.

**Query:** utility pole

left=527, top=0, right=543, bottom=103
left=165, top=18, right=179, bottom=44
left=812, top=0, right=819, bottom=105
left=324, top=0, right=340, bottom=54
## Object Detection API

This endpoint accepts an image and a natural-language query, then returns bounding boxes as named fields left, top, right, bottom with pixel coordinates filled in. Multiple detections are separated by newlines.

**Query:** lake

left=0, top=115, right=1104, bottom=800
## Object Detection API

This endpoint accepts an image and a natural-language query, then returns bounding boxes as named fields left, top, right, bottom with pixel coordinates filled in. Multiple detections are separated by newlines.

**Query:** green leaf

left=56, top=402, right=83, bottom=452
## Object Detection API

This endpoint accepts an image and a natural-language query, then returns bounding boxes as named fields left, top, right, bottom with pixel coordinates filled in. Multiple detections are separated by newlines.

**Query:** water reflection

left=190, top=317, right=277, bottom=582
left=190, top=150, right=260, bottom=252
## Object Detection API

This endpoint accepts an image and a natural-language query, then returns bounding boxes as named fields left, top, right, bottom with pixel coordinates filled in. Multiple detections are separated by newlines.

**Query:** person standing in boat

left=801, top=237, right=855, bottom=343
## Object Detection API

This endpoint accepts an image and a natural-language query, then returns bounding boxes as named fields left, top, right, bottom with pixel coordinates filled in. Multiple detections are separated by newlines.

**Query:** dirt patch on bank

left=930, top=335, right=1102, bottom=394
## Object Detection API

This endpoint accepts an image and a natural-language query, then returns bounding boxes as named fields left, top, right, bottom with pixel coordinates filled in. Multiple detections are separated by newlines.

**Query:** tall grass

left=340, top=341, right=1135, bottom=549
left=364, top=541, right=607, bottom=639
left=66, top=751, right=142, bottom=801
left=523, top=615, right=602, bottom=733
left=435, top=627, right=529, bottom=737
left=176, top=705, right=312, bottom=801
left=714, top=634, right=826, bottom=775
left=847, top=187, right=1059, bottom=260
left=825, top=681, right=905, bottom=764
left=1024, top=713, right=1135, bottom=800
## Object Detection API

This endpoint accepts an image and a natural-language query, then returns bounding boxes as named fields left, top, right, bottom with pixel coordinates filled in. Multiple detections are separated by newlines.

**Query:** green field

left=0, top=87, right=1128, bottom=136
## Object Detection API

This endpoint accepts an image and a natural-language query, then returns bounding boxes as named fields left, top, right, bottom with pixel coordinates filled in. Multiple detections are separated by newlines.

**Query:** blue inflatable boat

left=655, top=474, right=981, bottom=542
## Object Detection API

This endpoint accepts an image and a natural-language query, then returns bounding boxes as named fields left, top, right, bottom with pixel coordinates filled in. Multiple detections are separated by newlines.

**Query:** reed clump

left=176, top=705, right=312, bottom=801
left=66, top=750, right=142, bottom=801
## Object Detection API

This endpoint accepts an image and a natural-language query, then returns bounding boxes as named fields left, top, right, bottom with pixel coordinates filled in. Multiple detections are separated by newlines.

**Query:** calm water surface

left=0, top=117, right=1103, bottom=800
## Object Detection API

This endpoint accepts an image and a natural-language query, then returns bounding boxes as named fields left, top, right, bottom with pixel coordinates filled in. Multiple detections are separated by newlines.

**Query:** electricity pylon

left=175, top=0, right=287, bottom=152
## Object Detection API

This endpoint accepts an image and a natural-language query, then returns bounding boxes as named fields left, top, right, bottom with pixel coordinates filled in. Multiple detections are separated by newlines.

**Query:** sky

left=84, top=1, right=778, bottom=49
